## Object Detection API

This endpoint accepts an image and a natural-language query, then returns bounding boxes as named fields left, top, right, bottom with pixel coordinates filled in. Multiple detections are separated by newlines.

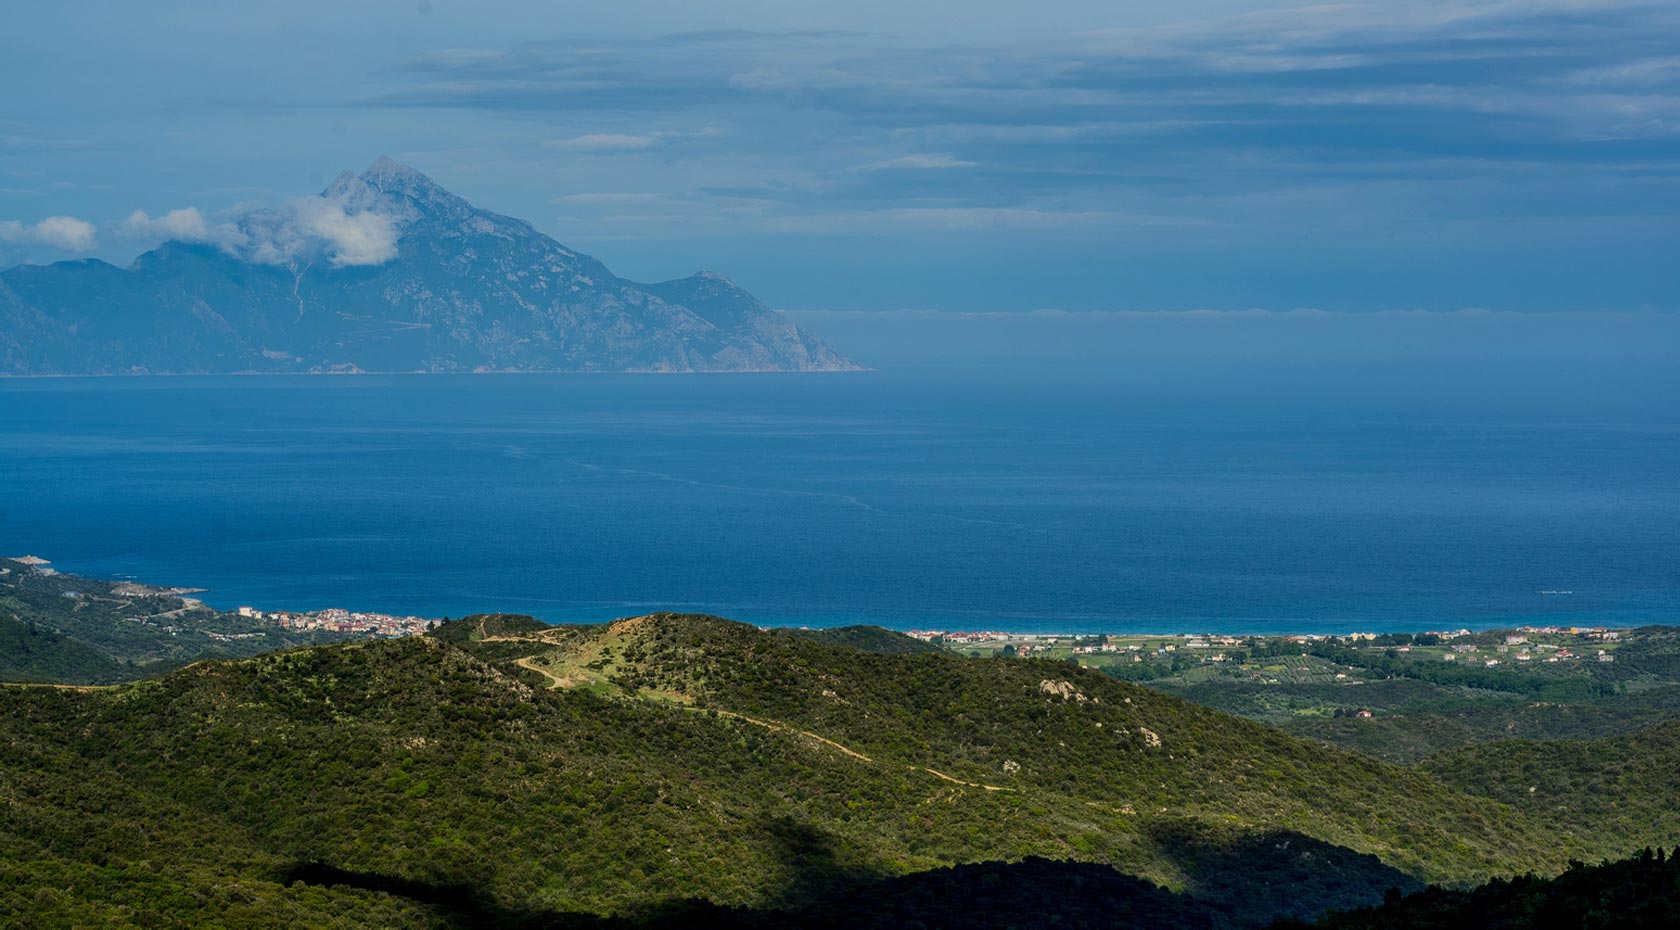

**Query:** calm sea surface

left=1, top=362, right=1676, bottom=634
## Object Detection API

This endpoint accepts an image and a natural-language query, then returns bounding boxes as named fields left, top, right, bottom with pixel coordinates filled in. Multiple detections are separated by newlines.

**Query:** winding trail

left=919, top=766, right=1007, bottom=791
left=498, top=631, right=1012, bottom=792
left=514, top=656, right=567, bottom=689
left=705, top=708, right=876, bottom=763
left=698, top=706, right=1013, bottom=791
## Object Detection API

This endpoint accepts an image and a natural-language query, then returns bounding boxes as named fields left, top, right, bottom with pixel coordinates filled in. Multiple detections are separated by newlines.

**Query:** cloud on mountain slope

left=272, top=198, right=401, bottom=267
left=121, top=207, right=213, bottom=242
left=121, top=196, right=401, bottom=268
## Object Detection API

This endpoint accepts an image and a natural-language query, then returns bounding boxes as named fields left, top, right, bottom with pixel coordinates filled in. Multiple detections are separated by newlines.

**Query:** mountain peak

left=322, top=154, right=479, bottom=227
left=357, top=155, right=448, bottom=202
left=365, top=154, right=420, bottom=181
left=2, top=157, right=860, bottom=374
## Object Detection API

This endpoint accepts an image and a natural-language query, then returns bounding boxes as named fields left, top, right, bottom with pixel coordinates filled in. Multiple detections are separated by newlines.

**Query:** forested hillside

left=1298, top=847, right=1680, bottom=930
left=1420, top=720, right=1680, bottom=846
left=3, top=612, right=1676, bottom=926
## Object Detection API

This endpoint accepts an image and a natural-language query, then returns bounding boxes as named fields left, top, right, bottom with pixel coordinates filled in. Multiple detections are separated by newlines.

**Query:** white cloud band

left=0, top=215, right=97, bottom=251
left=122, top=197, right=400, bottom=268
left=120, top=207, right=211, bottom=242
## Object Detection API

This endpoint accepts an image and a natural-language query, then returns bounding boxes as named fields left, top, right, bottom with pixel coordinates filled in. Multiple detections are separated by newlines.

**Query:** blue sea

left=1, top=360, right=1676, bottom=635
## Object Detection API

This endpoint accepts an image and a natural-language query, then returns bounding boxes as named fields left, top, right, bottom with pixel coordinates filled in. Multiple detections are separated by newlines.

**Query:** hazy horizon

left=5, top=0, right=1679, bottom=316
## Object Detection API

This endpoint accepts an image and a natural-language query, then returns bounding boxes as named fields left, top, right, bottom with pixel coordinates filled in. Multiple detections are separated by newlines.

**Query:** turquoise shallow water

left=1, top=361, right=1676, bottom=634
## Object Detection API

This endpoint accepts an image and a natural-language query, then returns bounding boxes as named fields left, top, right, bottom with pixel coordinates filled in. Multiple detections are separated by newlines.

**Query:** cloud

left=861, top=153, right=976, bottom=170
left=0, top=215, right=97, bottom=251
left=760, top=205, right=1219, bottom=234
left=369, top=0, right=1680, bottom=229
left=121, top=207, right=212, bottom=242
left=240, top=197, right=400, bottom=268
left=546, top=133, right=663, bottom=151
left=123, top=195, right=401, bottom=269
left=118, top=205, right=257, bottom=258
left=0, top=133, right=92, bottom=152
left=543, top=127, right=723, bottom=152
left=552, top=192, right=670, bottom=205
left=294, top=198, right=399, bottom=267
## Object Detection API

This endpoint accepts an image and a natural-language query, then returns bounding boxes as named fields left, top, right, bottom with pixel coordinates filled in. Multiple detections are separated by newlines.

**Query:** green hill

left=0, top=612, right=133, bottom=682
left=0, top=613, right=1632, bottom=926
left=493, top=615, right=1584, bottom=880
left=1418, top=719, right=1680, bottom=852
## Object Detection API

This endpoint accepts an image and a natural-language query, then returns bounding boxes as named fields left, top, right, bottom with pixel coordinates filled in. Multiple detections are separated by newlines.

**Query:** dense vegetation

left=780, top=624, right=949, bottom=655
left=3, top=603, right=1677, bottom=926
left=0, top=611, right=133, bottom=682
left=1300, top=847, right=1680, bottom=930
left=511, top=614, right=1589, bottom=879
left=1420, top=720, right=1680, bottom=845
left=0, top=613, right=1582, bottom=927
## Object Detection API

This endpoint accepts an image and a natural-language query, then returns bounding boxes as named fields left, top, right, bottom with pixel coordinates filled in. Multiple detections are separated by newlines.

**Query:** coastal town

left=905, top=624, right=1628, bottom=668
left=233, top=604, right=436, bottom=638
left=3, top=554, right=437, bottom=642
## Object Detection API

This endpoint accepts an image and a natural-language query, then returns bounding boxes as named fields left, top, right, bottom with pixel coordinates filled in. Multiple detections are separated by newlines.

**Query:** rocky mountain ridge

left=0, top=156, right=858, bottom=374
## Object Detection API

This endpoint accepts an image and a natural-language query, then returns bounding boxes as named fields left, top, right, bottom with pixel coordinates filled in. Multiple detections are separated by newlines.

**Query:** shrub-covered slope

left=0, top=614, right=1603, bottom=926
left=1419, top=720, right=1680, bottom=852
left=505, top=614, right=1577, bottom=881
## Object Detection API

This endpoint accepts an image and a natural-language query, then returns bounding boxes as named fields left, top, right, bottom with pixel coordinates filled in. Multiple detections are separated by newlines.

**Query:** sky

left=2, top=0, right=1678, bottom=315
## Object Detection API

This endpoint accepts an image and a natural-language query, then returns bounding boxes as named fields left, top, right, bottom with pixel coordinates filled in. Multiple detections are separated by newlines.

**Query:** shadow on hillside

left=1145, top=822, right=1422, bottom=925
left=282, top=817, right=889, bottom=928
left=283, top=862, right=611, bottom=928
left=752, top=815, right=884, bottom=906
left=285, top=856, right=1226, bottom=930
left=283, top=818, right=1412, bottom=929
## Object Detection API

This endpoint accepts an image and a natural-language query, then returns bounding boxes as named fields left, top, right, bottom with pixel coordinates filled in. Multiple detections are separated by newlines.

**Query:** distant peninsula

left=0, top=555, right=421, bottom=684
left=0, top=156, right=859, bottom=375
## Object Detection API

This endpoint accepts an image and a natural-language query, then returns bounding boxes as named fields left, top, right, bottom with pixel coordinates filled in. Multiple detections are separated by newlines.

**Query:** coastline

left=17, top=552, right=1656, bottom=641
left=0, top=367, right=874, bottom=380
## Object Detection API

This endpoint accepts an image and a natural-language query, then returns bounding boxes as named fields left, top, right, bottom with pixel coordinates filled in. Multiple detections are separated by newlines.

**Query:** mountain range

left=0, top=157, right=858, bottom=375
